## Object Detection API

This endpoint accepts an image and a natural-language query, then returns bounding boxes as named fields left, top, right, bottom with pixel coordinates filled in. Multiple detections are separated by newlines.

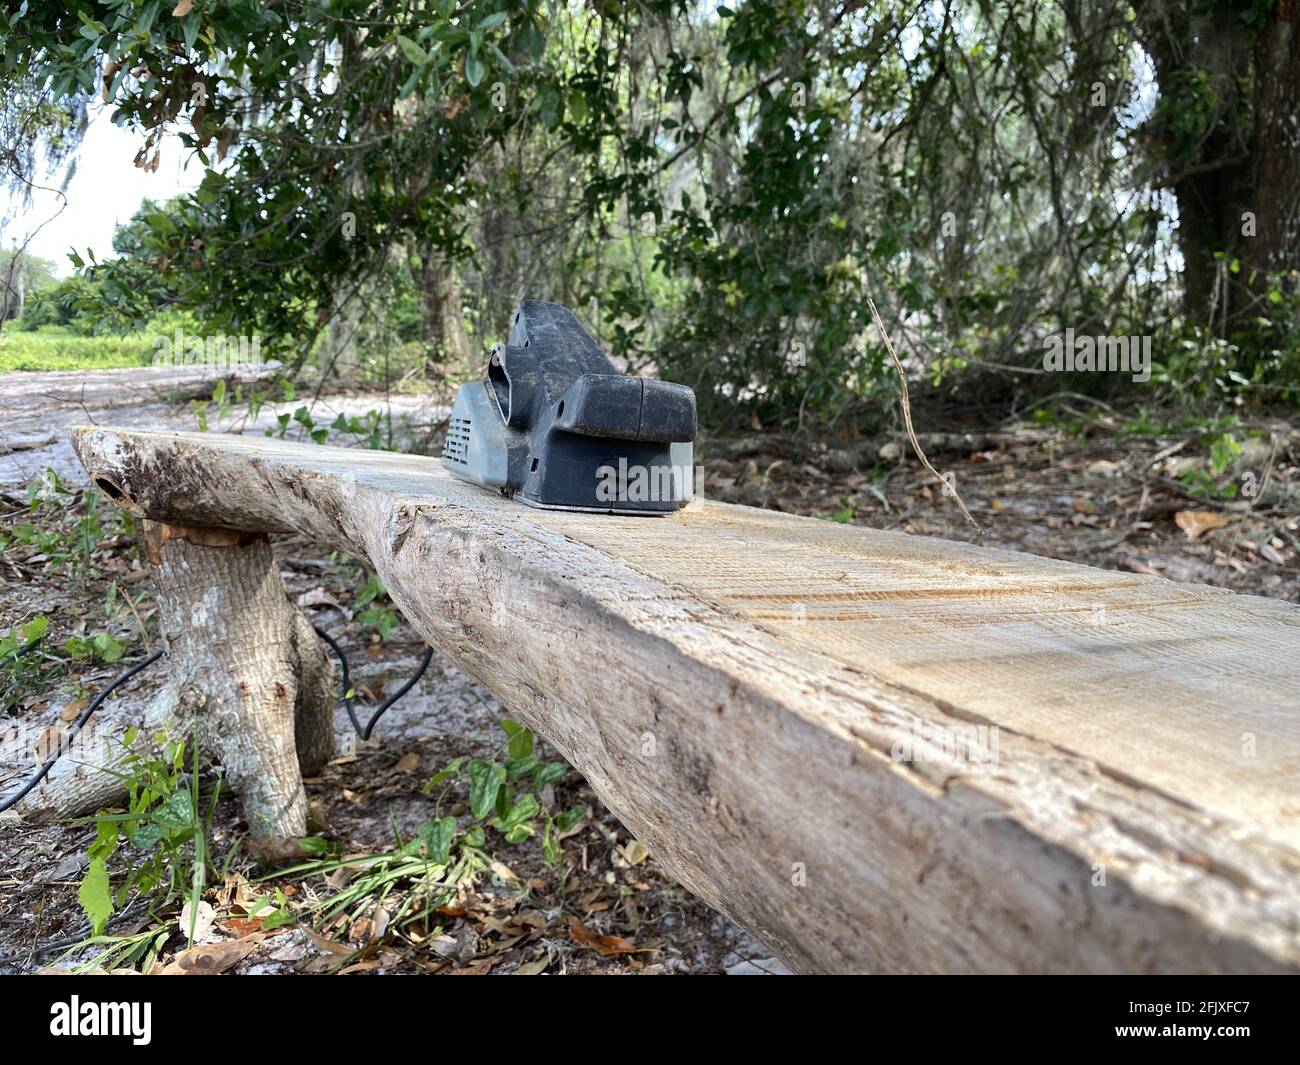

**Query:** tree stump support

left=18, top=519, right=334, bottom=840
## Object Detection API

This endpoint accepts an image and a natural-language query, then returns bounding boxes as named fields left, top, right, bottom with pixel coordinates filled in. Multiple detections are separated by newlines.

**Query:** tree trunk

left=18, top=521, right=334, bottom=839
left=1140, top=0, right=1300, bottom=332
left=418, top=251, right=471, bottom=378
left=1139, top=2, right=1254, bottom=327
left=1244, top=0, right=1300, bottom=298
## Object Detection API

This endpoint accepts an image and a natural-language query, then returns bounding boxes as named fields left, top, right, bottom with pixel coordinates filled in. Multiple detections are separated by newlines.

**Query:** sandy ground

left=0, top=364, right=448, bottom=489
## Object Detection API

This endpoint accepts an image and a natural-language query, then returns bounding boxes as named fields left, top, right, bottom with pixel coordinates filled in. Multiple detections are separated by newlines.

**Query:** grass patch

left=0, top=328, right=156, bottom=373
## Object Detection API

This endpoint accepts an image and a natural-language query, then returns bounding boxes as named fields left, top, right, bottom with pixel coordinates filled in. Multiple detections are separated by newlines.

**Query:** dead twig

left=868, top=298, right=984, bottom=540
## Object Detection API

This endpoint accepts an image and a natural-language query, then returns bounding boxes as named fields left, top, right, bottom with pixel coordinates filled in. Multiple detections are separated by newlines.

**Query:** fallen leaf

left=514, top=957, right=550, bottom=975
left=371, top=906, right=391, bottom=943
left=216, top=873, right=256, bottom=910
left=159, top=935, right=263, bottom=975
left=428, top=934, right=461, bottom=958
left=393, top=752, right=420, bottom=772
left=1260, top=542, right=1285, bottom=565
left=36, top=852, right=88, bottom=884
left=178, top=900, right=216, bottom=942
left=268, top=938, right=307, bottom=963
left=489, top=860, right=519, bottom=881
left=307, top=798, right=333, bottom=834
left=621, top=840, right=649, bottom=866
left=295, top=587, right=348, bottom=615
left=34, top=724, right=67, bottom=760
left=568, top=916, right=648, bottom=957
left=1175, top=510, right=1230, bottom=540
left=1085, top=459, right=1122, bottom=478
left=172, top=0, right=193, bottom=16
left=304, top=927, right=353, bottom=956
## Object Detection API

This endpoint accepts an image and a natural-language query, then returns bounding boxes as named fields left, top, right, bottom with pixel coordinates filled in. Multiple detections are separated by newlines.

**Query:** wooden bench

left=31, top=425, right=1300, bottom=974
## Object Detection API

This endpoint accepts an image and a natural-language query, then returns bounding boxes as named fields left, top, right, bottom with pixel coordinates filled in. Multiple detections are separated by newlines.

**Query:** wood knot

left=386, top=503, right=417, bottom=556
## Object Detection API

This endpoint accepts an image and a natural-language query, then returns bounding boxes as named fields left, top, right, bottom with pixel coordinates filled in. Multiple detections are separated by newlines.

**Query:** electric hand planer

left=441, top=300, right=697, bottom=514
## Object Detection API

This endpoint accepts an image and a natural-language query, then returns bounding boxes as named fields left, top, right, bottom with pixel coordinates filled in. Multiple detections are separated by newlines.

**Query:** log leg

left=18, top=521, right=334, bottom=838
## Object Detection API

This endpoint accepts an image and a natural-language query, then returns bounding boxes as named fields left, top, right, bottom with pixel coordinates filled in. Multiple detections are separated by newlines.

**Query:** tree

left=1137, top=0, right=1300, bottom=337
left=0, top=248, right=58, bottom=321
left=4, top=1, right=1296, bottom=426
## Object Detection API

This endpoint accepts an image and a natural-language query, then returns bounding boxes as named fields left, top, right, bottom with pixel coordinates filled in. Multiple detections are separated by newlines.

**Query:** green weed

left=0, top=616, right=54, bottom=715
left=75, top=728, right=217, bottom=946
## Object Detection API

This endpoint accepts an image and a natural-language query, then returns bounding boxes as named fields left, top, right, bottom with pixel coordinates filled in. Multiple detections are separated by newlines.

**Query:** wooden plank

left=72, top=426, right=1300, bottom=973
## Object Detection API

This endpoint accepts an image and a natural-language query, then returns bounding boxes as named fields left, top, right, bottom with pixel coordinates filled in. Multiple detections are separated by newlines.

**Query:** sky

left=4, top=104, right=200, bottom=277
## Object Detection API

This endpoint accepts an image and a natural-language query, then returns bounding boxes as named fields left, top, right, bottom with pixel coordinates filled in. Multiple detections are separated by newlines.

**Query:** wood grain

left=73, top=426, right=1300, bottom=973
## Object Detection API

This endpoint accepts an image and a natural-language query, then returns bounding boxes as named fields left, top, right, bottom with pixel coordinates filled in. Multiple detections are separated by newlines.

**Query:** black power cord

left=314, top=626, right=433, bottom=740
left=0, top=626, right=433, bottom=812
left=0, top=650, right=164, bottom=813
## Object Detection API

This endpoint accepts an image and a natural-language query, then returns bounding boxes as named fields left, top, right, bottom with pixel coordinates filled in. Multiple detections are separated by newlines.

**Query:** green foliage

left=423, top=719, right=587, bottom=865
left=12, top=274, right=104, bottom=333
left=260, top=836, right=487, bottom=952
left=248, top=723, right=583, bottom=949
left=1178, top=432, right=1244, bottom=501
left=77, top=728, right=216, bottom=942
left=5, top=0, right=1296, bottom=425
left=353, top=573, right=399, bottom=640
left=259, top=402, right=396, bottom=449
left=1, top=468, right=149, bottom=714
left=0, top=327, right=156, bottom=372
left=3, top=470, right=135, bottom=582
left=53, top=926, right=171, bottom=974
left=0, top=616, right=53, bottom=716
left=1149, top=276, right=1300, bottom=408
left=191, top=377, right=273, bottom=432
left=331, top=410, right=393, bottom=451
left=63, top=631, right=127, bottom=663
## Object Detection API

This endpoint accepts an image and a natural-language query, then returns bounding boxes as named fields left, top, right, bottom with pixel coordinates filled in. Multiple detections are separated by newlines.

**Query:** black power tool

left=441, top=301, right=697, bottom=514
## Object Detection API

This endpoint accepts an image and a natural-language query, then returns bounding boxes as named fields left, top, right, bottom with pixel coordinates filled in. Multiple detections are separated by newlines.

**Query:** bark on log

left=18, top=519, right=334, bottom=838
left=70, top=426, right=1300, bottom=974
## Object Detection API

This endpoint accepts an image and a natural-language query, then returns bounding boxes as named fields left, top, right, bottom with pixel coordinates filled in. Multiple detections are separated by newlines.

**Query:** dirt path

left=0, top=365, right=447, bottom=489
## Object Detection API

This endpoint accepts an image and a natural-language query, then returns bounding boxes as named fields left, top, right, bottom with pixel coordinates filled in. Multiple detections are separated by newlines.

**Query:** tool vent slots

left=442, top=416, right=472, bottom=467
